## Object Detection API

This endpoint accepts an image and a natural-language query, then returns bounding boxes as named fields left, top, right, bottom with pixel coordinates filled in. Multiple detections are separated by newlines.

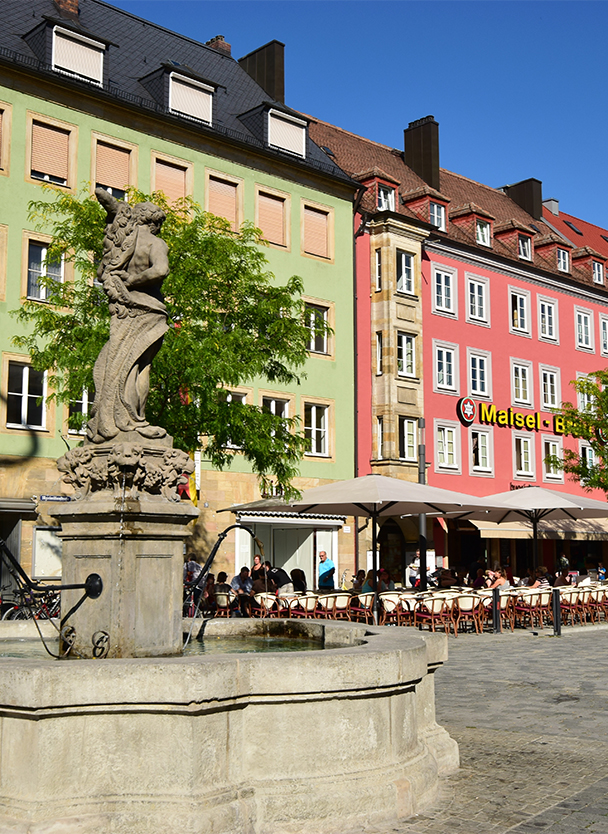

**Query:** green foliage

left=13, top=185, right=325, bottom=499
left=549, top=371, right=608, bottom=494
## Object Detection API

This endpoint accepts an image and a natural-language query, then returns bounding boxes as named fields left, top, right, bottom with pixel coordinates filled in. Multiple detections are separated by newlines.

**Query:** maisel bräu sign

left=456, top=398, right=567, bottom=434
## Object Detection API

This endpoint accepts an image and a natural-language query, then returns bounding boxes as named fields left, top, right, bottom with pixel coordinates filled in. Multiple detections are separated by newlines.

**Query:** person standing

left=263, top=562, right=294, bottom=596
left=317, top=551, right=335, bottom=591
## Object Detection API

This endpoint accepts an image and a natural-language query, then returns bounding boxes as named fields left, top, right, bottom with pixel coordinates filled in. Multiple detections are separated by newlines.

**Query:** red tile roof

left=307, top=114, right=608, bottom=295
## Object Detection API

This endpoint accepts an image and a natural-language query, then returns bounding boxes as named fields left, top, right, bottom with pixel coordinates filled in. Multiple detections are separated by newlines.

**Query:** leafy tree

left=549, top=371, right=608, bottom=493
left=13, top=186, right=323, bottom=498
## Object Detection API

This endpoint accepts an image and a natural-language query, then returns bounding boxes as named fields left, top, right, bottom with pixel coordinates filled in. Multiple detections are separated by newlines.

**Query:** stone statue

left=86, top=188, right=170, bottom=444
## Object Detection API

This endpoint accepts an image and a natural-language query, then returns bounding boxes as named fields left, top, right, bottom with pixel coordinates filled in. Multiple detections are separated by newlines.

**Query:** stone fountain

left=0, top=191, right=458, bottom=833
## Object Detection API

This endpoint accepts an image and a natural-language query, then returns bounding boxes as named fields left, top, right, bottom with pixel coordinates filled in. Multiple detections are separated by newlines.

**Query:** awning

left=471, top=517, right=608, bottom=541
left=235, top=510, right=346, bottom=529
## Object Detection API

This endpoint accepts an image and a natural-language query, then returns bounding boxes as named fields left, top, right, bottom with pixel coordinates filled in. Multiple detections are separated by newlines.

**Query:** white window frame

left=600, top=315, right=608, bottom=357
left=398, top=416, right=417, bottom=462
left=27, top=241, right=64, bottom=301
left=305, top=303, right=329, bottom=354
left=475, top=219, right=491, bottom=247
left=511, top=358, right=533, bottom=408
left=429, top=202, right=446, bottom=232
left=509, top=287, right=531, bottom=336
left=376, top=416, right=384, bottom=460
left=375, top=248, right=382, bottom=292
left=268, top=109, right=307, bottom=158
left=542, top=435, right=564, bottom=483
left=304, top=402, right=329, bottom=457
left=169, top=73, right=213, bottom=125
left=6, top=363, right=47, bottom=430
left=396, top=250, right=414, bottom=295
left=537, top=295, right=559, bottom=344
left=518, top=235, right=532, bottom=261
left=68, top=387, right=94, bottom=435
left=593, top=261, right=605, bottom=285
left=52, top=26, right=104, bottom=86
left=576, top=372, right=594, bottom=413
left=575, top=306, right=594, bottom=352
left=467, top=348, right=492, bottom=399
left=513, top=432, right=535, bottom=480
left=434, top=419, right=461, bottom=474
left=580, top=441, right=596, bottom=484
left=539, top=365, right=560, bottom=410
left=432, top=264, right=457, bottom=317
left=397, top=332, right=416, bottom=378
left=469, top=425, right=494, bottom=477
left=433, top=340, right=459, bottom=395
left=224, top=390, right=247, bottom=449
left=377, top=185, right=395, bottom=212
left=557, top=248, right=569, bottom=273
left=375, top=331, right=383, bottom=376
left=465, top=273, right=490, bottom=326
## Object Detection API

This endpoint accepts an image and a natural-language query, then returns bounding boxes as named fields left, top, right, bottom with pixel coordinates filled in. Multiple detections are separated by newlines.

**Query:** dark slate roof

left=309, top=116, right=608, bottom=296
left=1, top=0, right=353, bottom=184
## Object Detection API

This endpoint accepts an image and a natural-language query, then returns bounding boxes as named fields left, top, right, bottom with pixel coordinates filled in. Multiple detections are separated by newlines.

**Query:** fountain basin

left=0, top=620, right=458, bottom=834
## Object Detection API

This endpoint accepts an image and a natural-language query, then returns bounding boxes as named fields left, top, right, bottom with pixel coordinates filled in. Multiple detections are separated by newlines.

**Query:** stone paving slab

left=345, top=627, right=608, bottom=834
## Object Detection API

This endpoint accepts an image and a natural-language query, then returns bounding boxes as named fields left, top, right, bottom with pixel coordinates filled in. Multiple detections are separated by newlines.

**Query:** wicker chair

left=451, top=594, right=484, bottom=635
left=413, top=595, right=451, bottom=634
left=316, top=594, right=336, bottom=620
left=379, top=592, right=401, bottom=626
left=349, top=592, right=375, bottom=624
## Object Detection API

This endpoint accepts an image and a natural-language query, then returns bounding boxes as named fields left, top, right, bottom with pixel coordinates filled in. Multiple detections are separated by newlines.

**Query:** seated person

left=530, top=566, right=551, bottom=589
left=488, top=567, right=511, bottom=590
left=291, top=568, right=307, bottom=594
left=264, top=562, right=294, bottom=596
left=361, top=569, right=375, bottom=594
left=214, top=572, right=232, bottom=594
left=378, top=569, right=395, bottom=592
left=554, top=567, right=571, bottom=587
left=352, top=569, right=366, bottom=592
left=231, top=567, right=253, bottom=616
left=471, top=569, right=487, bottom=590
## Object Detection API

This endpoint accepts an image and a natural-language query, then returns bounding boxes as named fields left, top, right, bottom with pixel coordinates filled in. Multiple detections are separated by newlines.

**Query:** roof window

left=564, top=219, right=583, bottom=236
left=378, top=184, right=395, bottom=212
left=169, top=73, right=213, bottom=125
left=268, top=110, right=306, bottom=158
left=52, top=27, right=104, bottom=85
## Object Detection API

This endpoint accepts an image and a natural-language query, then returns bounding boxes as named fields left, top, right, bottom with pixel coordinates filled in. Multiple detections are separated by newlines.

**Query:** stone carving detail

left=57, top=444, right=194, bottom=503
left=86, top=188, right=170, bottom=444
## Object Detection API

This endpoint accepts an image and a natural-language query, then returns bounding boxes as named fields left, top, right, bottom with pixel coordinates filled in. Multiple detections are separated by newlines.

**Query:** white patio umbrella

left=447, top=486, right=608, bottom=570
left=223, top=474, right=505, bottom=595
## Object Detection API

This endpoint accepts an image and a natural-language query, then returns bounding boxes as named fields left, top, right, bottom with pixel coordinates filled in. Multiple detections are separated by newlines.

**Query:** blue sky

left=110, top=1, right=608, bottom=227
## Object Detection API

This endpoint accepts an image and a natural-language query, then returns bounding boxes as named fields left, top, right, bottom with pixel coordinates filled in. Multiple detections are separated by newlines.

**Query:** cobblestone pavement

left=349, top=625, right=608, bottom=834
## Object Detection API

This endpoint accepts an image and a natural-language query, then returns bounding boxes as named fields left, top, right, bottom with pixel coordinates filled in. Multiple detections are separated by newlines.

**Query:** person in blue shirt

left=317, top=551, right=335, bottom=591
left=231, top=567, right=253, bottom=616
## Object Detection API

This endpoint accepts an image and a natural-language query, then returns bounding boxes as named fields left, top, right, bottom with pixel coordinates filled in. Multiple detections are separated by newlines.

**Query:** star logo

left=457, top=397, right=476, bottom=426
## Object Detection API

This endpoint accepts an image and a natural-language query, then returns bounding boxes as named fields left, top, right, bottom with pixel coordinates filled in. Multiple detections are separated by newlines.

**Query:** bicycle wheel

left=2, top=607, right=33, bottom=620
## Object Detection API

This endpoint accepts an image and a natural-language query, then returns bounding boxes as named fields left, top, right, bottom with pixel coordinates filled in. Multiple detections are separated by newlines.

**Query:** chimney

left=205, top=35, right=232, bottom=57
left=54, top=0, right=78, bottom=18
left=503, top=178, right=543, bottom=220
left=404, top=116, right=440, bottom=192
left=543, top=197, right=559, bottom=216
left=238, top=40, right=285, bottom=104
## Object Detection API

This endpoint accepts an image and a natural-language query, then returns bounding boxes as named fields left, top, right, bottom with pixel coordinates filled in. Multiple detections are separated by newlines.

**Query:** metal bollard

left=552, top=587, right=562, bottom=636
left=492, top=587, right=501, bottom=633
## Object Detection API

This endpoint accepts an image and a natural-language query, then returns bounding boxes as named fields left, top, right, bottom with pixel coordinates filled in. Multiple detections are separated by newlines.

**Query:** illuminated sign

left=456, top=398, right=565, bottom=435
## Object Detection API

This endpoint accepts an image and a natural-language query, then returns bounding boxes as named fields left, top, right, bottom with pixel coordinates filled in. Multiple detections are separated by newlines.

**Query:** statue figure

left=87, top=188, right=170, bottom=444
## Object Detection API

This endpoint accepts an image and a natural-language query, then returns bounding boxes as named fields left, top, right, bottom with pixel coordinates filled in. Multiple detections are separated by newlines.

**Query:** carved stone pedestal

left=53, top=440, right=198, bottom=658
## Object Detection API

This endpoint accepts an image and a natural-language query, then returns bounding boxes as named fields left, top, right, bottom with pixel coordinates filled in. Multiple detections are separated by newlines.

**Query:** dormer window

left=476, top=219, right=491, bottom=247
left=169, top=73, right=213, bottom=125
left=52, top=27, right=104, bottom=86
left=593, top=261, right=604, bottom=284
left=557, top=248, right=569, bottom=272
left=518, top=234, right=532, bottom=261
left=378, top=185, right=395, bottom=212
left=429, top=202, right=446, bottom=231
left=268, top=110, right=306, bottom=158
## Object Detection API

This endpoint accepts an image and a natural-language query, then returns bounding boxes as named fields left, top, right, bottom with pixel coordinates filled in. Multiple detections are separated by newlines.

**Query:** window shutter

left=155, top=160, right=187, bottom=204
left=258, top=192, right=285, bottom=245
left=31, top=121, right=69, bottom=182
left=208, top=176, right=237, bottom=229
left=54, top=31, right=103, bottom=83
left=303, top=206, right=328, bottom=258
left=171, top=77, right=212, bottom=123
left=96, top=142, right=130, bottom=191
left=268, top=113, right=305, bottom=157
